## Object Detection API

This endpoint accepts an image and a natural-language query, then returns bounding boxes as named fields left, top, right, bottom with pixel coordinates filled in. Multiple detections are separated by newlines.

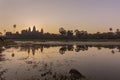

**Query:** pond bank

left=0, top=40, right=15, bottom=46
left=15, top=41, right=120, bottom=46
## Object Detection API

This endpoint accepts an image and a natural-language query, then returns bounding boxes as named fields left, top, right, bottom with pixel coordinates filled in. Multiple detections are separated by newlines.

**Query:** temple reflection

left=0, top=44, right=120, bottom=80
left=0, top=44, right=120, bottom=57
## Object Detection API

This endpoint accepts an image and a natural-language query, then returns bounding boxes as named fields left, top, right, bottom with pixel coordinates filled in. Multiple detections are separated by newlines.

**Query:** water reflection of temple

left=18, top=45, right=90, bottom=55
left=1, top=45, right=120, bottom=57
left=20, top=45, right=44, bottom=56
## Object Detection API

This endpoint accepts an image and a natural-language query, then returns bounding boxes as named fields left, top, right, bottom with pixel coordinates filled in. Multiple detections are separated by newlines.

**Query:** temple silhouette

left=6, top=26, right=44, bottom=39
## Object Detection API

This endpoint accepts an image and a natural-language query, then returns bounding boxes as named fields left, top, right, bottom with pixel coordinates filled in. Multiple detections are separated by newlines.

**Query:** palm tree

left=116, top=29, right=119, bottom=32
left=116, top=29, right=120, bottom=36
left=41, top=28, right=44, bottom=34
left=13, top=24, right=16, bottom=33
left=4, top=29, right=6, bottom=36
left=109, top=28, right=113, bottom=32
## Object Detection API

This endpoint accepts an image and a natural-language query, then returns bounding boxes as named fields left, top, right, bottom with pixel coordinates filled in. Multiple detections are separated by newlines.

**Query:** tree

left=16, top=31, right=19, bottom=34
left=74, top=29, right=80, bottom=37
left=13, top=24, right=16, bottom=33
left=4, top=29, right=6, bottom=35
left=41, top=28, right=44, bottom=34
left=59, top=27, right=66, bottom=36
left=116, top=29, right=120, bottom=38
left=116, top=29, right=119, bottom=33
left=0, top=32, right=2, bottom=36
left=67, top=30, right=73, bottom=36
left=109, top=28, right=113, bottom=32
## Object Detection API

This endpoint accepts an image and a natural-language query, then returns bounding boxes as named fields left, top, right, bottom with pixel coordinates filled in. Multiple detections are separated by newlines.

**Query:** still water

left=0, top=43, right=120, bottom=80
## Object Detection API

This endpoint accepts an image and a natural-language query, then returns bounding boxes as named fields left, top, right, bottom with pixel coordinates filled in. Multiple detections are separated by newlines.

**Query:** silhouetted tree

left=0, top=32, right=2, bottom=36
left=16, top=31, right=19, bottom=34
left=116, top=29, right=120, bottom=38
left=13, top=24, right=16, bottom=33
left=109, top=28, right=113, bottom=32
left=74, top=29, right=80, bottom=37
left=116, top=29, right=119, bottom=32
left=59, top=27, right=66, bottom=36
left=41, top=28, right=44, bottom=34
left=4, top=29, right=6, bottom=35
left=67, top=30, right=73, bottom=36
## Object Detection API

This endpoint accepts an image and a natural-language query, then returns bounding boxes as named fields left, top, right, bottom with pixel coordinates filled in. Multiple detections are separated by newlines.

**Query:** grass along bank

left=8, top=39, right=120, bottom=42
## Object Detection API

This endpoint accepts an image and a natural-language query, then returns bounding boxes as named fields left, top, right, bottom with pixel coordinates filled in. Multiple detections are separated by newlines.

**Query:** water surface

left=0, top=42, right=120, bottom=80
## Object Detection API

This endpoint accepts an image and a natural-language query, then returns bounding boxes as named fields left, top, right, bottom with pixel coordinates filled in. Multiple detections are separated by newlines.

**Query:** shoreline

left=15, top=41, right=120, bottom=46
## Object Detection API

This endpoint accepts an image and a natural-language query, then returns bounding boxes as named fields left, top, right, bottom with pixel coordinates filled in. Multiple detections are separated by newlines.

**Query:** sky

left=0, top=0, right=120, bottom=34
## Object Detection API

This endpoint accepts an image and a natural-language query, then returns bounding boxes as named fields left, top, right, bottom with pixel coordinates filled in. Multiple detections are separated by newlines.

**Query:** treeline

left=6, top=27, right=120, bottom=40
left=58, top=27, right=120, bottom=39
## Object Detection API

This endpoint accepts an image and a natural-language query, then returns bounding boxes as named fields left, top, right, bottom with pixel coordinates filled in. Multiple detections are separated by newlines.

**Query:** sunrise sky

left=0, top=0, right=120, bottom=33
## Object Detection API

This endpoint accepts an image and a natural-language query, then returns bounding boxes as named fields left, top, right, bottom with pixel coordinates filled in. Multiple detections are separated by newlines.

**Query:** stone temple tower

left=33, top=26, right=36, bottom=32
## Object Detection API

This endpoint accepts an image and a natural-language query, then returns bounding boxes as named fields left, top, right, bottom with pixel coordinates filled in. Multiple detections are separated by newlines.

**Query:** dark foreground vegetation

left=0, top=40, right=15, bottom=46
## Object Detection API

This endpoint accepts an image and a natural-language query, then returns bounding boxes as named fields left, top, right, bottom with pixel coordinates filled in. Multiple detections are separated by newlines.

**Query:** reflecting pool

left=0, top=43, right=120, bottom=80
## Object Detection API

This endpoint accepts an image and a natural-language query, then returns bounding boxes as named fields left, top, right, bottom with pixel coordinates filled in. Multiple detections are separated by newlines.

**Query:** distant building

left=21, top=30, right=27, bottom=34
left=28, top=27, right=31, bottom=32
left=5, top=26, right=44, bottom=39
left=6, top=32, right=12, bottom=35
left=6, top=32, right=12, bottom=38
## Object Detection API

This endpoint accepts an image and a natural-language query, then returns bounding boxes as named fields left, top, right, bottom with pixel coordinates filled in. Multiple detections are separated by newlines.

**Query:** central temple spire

left=33, top=25, right=36, bottom=32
